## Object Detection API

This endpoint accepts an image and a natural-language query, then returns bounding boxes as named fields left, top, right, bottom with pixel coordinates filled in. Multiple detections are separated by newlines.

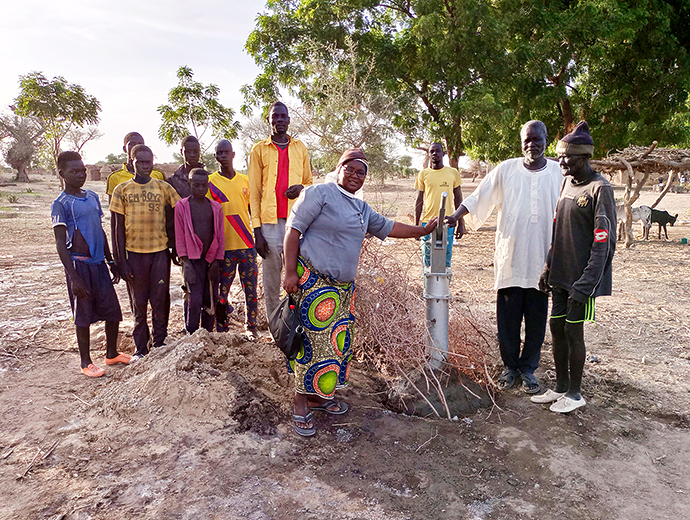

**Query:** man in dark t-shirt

left=536, top=121, right=616, bottom=413
left=167, top=135, right=203, bottom=198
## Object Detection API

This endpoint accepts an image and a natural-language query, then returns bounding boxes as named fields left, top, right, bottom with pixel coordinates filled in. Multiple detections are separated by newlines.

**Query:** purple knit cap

left=556, top=120, right=594, bottom=156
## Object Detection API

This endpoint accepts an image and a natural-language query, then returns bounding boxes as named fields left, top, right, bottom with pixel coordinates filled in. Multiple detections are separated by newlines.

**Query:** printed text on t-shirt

left=126, top=190, right=162, bottom=212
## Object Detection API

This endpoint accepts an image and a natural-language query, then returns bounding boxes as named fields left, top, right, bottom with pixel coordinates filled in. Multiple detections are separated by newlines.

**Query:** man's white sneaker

left=530, top=389, right=566, bottom=404
left=549, top=395, right=586, bottom=413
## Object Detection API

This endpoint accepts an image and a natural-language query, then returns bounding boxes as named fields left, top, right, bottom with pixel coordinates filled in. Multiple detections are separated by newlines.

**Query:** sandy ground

left=0, top=172, right=689, bottom=520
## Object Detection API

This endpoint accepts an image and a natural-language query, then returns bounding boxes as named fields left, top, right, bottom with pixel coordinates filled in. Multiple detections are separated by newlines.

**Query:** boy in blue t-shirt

left=52, top=151, right=130, bottom=377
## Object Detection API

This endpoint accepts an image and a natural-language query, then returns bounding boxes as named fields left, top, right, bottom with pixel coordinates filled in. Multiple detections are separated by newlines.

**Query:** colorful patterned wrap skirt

left=288, top=257, right=355, bottom=398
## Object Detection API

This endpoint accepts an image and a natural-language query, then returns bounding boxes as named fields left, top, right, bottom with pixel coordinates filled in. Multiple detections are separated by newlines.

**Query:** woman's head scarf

left=337, top=148, right=369, bottom=175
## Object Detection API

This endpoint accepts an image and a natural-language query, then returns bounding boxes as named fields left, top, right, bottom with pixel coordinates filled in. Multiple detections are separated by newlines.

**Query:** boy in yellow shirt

left=105, top=132, right=165, bottom=201
left=208, top=140, right=258, bottom=340
left=111, top=145, right=180, bottom=361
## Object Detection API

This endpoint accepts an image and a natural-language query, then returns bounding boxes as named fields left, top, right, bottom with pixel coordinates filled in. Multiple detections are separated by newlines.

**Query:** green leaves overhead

left=245, top=0, right=690, bottom=161
left=14, top=72, right=100, bottom=128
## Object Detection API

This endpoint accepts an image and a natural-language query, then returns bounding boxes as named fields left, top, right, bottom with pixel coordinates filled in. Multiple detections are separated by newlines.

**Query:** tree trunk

left=447, top=117, right=464, bottom=168
left=415, top=146, right=431, bottom=170
left=561, top=98, right=574, bottom=135
left=591, top=142, right=658, bottom=248
left=13, top=165, right=30, bottom=183
left=622, top=168, right=635, bottom=247
left=621, top=160, right=651, bottom=247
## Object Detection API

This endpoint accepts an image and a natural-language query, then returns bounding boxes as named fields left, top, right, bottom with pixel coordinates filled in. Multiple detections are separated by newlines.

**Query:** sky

left=0, top=0, right=268, bottom=166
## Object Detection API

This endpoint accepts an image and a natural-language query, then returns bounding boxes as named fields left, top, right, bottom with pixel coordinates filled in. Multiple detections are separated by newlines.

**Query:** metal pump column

left=424, top=192, right=451, bottom=370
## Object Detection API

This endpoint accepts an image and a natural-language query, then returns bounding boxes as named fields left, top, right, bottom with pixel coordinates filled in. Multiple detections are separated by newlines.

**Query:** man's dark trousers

left=496, top=287, right=548, bottom=374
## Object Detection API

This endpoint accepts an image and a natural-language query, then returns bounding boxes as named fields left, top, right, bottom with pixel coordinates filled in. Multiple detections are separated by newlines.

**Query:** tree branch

left=377, top=1, right=415, bottom=18
left=650, top=171, right=676, bottom=210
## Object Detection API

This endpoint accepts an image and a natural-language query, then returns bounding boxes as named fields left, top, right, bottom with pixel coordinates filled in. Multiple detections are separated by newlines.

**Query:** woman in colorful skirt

left=283, top=148, right=438, bottom=436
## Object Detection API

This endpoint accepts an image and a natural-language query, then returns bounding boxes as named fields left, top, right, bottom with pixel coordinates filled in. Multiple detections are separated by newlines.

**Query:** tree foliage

left=244, top=36, right=406, bottom=179
left=13, top=72, right=100, bottom=172
left=494, top=0, right=690, bottom=156
left=99, top=152, right=127, bottom=166
left=158, top=66, right=241, bottom=152
left=245, top=0, right=690, bottom=162
left=0, top=114, right=45, bottom=182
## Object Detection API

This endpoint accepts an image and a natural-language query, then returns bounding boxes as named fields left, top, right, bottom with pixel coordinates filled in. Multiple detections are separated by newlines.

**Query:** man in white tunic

left=445, top=121, right=561, bottom=394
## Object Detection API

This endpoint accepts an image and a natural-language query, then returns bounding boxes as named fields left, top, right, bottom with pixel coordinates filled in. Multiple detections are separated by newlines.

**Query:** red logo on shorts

left=594, top=229, right=608, bottom=242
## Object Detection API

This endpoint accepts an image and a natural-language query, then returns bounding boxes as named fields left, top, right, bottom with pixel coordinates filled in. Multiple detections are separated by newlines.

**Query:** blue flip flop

left=520, top=373, right=541, bottom=394
left=309, top=400, right=349, bottom=415
left=294, top=412, right=316, bottom=437
left=497, top=369, right=519, bottom=390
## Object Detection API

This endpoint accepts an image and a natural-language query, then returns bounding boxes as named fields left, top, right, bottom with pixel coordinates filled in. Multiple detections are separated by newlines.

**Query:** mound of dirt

left=86, top=331, right=293, bottom=436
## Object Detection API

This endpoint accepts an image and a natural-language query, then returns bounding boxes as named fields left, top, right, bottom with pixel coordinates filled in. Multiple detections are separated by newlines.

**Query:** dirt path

left=0, top=174, right=689, bottom=519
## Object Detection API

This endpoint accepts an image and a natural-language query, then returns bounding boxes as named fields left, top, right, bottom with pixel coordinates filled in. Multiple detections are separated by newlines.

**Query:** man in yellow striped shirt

left=208, top=140, right=258, bottom=340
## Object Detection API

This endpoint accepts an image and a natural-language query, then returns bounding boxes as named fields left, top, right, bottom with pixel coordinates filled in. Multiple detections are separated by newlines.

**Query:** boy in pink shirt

left=174, top=168, right=225, bottom=333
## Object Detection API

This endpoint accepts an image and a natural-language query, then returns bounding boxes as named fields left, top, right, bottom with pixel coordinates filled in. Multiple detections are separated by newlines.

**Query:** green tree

left=0, top=114, right=45, bottom=182
left=251, top=38, right=403, bottom=180
left=158, top=66, right=241, bottom=153
left=245, top=0, right=690, bottom=162
left=245, top=0, right=507, bottom=165
left=101, top=152, right=128, bottom=165
left=12, top=72, right=100, bottom=172
left=489, top=0, right=690, bottom=157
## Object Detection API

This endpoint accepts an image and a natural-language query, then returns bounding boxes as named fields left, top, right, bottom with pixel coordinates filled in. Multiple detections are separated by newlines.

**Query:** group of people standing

left=438, top=120, right=616, bottom=415
left=51, top=101, right=615, bottom=437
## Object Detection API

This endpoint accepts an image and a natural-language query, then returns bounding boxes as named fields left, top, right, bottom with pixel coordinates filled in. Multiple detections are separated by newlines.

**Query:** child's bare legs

left=79, top=322, right=123, bottom=367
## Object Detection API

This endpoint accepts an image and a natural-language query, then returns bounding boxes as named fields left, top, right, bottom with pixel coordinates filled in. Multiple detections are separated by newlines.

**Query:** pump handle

left=435, top=192, right=448, bottom=244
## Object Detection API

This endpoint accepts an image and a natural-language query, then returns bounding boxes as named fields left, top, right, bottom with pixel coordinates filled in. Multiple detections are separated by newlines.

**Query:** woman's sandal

left=308, top=400, right=349, bottom=415
left=293, top=412, right=316, bottom=437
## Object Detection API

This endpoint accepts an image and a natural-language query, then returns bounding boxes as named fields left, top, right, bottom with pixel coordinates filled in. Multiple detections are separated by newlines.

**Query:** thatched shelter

left=591, top=143, right=690, bottom=247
